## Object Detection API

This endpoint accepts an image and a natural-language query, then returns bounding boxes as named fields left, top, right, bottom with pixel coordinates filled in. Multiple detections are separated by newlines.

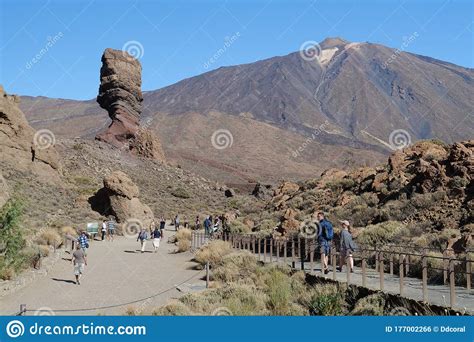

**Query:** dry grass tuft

left=195, top=240, right=232, bottom=266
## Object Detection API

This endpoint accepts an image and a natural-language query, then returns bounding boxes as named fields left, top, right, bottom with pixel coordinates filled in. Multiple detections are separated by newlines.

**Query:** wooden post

left=406, top=254, right=410, bottom=276
left=362, top=256, right=367, bottom=287
left=443, top=251, right=448, bottom=285
left=276, top=241, right=280, bottom=263
left=389, top=253, right=394, bottom=276
left=292, top=238, right=296, bottom=268
left=399, top=254, right=404, bottom=296
left=449, top=258, right=455, bottom=308
left=253, top=236, right=256, bottom=254
left=206, top=262, right=210, bottom=288
left=422, top=250, right=427, bottom=302
left=270, top=238, right=273, bottom=263
left=300, top=237, right=305, bottom=271
left=379, top=252, right=384, bottom=291
left=309, top=239, right=314, bottom=272
left=263, top=238, right=267, bottom=263
left=284, top=239, right=287, bottom=265
left=19, top=304, right=26, bottom=316
left=466, top=254, right=471, bottom=291
left=257, top=238, right=261, bottom=260
left=346, top=254, right=351, bottom=284
left=375, top=248, right=379, bottom=272
left=332, top=251, right=337, bottom=280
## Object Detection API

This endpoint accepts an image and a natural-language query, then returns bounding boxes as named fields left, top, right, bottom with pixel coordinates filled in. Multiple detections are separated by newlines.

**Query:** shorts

left=153, top=238, right=160, bottom=248
left=319, top=240, right=330, bottom=255
left=340, top=248, right=353, bottom=259
left=108, top=229, right=115, bottom=235
left=74, top=263, right=85, bottom=275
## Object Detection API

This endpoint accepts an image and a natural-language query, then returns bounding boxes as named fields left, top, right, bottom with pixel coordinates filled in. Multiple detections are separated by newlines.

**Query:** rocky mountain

left=19, top=37, right=474, bottom=186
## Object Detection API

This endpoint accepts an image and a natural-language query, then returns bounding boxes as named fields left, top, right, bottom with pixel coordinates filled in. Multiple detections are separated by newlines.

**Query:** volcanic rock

left=91, top=171, right=154, bottom=230
left=0, top=85, right=60, bottom=182
left=96, top=49, right=165, bottom=161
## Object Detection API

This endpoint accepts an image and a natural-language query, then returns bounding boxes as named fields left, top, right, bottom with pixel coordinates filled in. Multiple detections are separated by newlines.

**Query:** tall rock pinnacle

left=96, top=48, right=165, bottom=161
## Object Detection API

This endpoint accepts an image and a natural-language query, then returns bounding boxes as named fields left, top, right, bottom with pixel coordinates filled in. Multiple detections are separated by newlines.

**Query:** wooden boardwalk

left=192, top=232, right=474, bottom=314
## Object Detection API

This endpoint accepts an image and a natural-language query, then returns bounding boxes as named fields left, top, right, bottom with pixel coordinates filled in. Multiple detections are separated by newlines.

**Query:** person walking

left=101, top=219, right=107, bottom=241
left=159, top=216, right=166, bottom=239
left=151, top=226, right=161, bottom=253
left=174, top=215, right=180, bottom=231
left=137, top=228, right=148, bottom=253
left=338, top=220, right=357, bottom=272
left=204, top=216, right=211, bottom=236
left=184, top=217, right=189, bottom=229
left=195, top=216, right=201, bottom=230
left=316, top=212, right=334, bottom=274
left=72, top=244, right=87, bottom=285
left=77, top=231, right=89, bottom=256
left=107, top=217, right=116, bottom=242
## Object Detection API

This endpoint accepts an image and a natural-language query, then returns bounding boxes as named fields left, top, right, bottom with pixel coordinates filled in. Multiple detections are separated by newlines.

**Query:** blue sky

left=0, top=0, right=472, bottom=100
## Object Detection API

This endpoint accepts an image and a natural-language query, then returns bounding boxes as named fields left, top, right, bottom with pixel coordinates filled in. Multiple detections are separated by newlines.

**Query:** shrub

left=228, top=220, right=251, bottom=234
left=60, top=226, right=77, bottom=237
left=170, top=187, right=191, bottom=199
left=175, top=228, right=192, bottom=242
left=309, top=284, right=345, bottom=315
left=357, top=221, right=409, bottom=246
left=37, top=229, right=62, bottom=247
left=195, top=240, right=232, bottom=266
left=265, top=268, right=292, bottom=315
left=213, top=251, right=258, bottom=283
left=177, top=239, right=191, bottom=252
left=351, top=294, right=385, bottom=315
left=449, top=176, right=469, bottom=188
left=152, top=301, right=192, bottom=316
left=0, top=198, right=26, bottom=276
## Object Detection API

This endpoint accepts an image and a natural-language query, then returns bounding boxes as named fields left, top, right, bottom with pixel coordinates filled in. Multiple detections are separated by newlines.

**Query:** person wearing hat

left=338, top=220, right=357, bottom=273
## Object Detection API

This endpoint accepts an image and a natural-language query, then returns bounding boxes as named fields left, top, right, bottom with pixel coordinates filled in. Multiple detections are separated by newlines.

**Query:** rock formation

left=0, top=173, right=9, bottom=208
left=96, top=48, right=165, bottom=161
left=0, top=85, right=60, bottom=182
left=91, top=171, right=154, bottom=232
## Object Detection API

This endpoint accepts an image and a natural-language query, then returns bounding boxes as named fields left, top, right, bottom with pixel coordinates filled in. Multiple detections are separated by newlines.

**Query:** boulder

left=252, top=183, right=273, bottom=200
left=0, top=85, right=60, bottom=182
left=224, top=188, right=235, bottom=198
left=92, top=171, right=154, bottom=230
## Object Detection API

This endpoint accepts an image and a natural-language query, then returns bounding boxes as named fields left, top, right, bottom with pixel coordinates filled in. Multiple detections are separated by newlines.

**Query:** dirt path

left=0, top=226, right=204, bottom=316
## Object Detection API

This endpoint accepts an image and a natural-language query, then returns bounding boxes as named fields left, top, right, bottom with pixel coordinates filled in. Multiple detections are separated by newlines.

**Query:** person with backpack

left=77, top=231, right=89, bottom=256
left=316, top=212, right=334, bottom=274
left=174, top=215, right=180, bottom=231
left=151, top=226, right=161, bottom=253
left=137, top=228, right=149, bottom=253
left=338, top=220, right=357, bottom=273
left=72, top=244, right=87, bottom=285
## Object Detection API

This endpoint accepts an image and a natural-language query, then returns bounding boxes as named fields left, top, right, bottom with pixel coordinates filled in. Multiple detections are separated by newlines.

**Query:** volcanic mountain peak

left=319, top=36, right=350, bottom=49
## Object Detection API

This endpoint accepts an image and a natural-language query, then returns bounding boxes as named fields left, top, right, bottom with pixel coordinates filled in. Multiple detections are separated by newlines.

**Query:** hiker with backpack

left=137, top=228, right=149, bottom=253
left=316, top=212, right=334, bottom=274
left=338, top=220, right=357, bottom=273
left=151, top=226, right=161, bottom=253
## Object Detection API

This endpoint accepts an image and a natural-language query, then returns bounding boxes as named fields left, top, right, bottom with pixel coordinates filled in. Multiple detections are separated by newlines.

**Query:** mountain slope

left=18, top=37, right=474, bottom=185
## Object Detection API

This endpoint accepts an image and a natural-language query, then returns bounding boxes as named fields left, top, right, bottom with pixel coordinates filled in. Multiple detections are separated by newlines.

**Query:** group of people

left=100, top=217, right=117, bottom=241
left=136, top=216, right=167, bottom=253
left=313, top=212, right=357, bottom=274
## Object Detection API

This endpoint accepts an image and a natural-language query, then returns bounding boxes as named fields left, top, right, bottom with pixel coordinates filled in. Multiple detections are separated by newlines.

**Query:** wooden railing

left=191, top=231, right=473, bottom=309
